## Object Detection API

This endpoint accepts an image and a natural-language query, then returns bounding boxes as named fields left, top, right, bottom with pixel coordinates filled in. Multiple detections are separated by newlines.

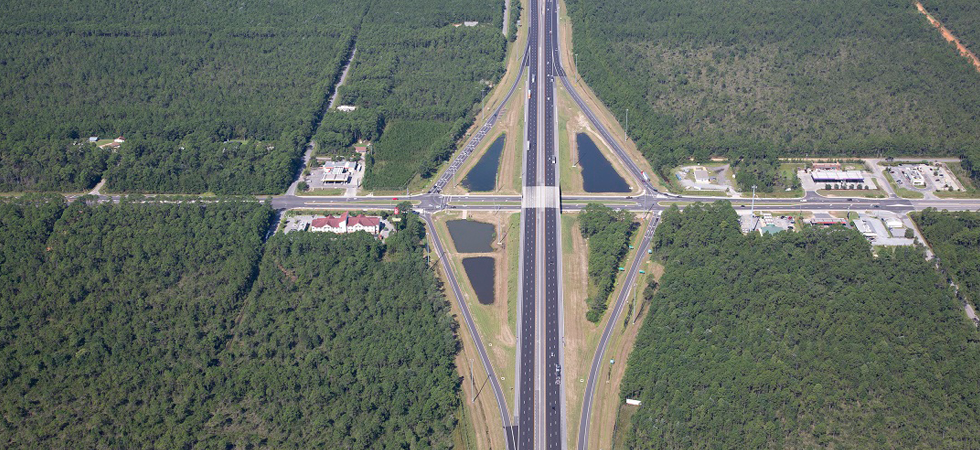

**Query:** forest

left=0, top=198, right=462, bottom=448
left=913, top=209, right=980, bottom=307
left=564, top=0, right=980, bottom=180
left=618, top=202, right=980, bottom=448
left=0, top=0, right=361, bottom=193
left=579, top=204, right=636, bottom=322
left=221, top=213, right=460, bottom=448
left=0, top=0, right=508, bottom=193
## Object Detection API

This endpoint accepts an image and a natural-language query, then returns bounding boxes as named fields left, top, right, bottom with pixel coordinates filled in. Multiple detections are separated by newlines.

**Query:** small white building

left=853, top=219, right=875, bottom=238
left=907, top=168, right=926, bottom=187
left=337, top=105, right=357, bottom=112
left=811, top=170, right=866, bottom=184
left=320, top=161, right=358, bottom=183
left=884, top=217, right=904, bottom=229
left=693, top=167, right=711, bottom=184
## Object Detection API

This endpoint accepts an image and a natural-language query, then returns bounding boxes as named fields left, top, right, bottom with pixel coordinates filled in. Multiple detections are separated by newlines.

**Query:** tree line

left=619, top=202, right=980, bottom=448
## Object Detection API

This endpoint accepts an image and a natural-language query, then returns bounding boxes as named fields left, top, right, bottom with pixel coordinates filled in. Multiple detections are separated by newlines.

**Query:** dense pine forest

left=619, top=202, right=980, bottom=448
left=564, top=0, right=980, bottom=180
left=578, top=204, right=636, bottom=322
left=0, top=199, right=274, bottom=446
left=224, top=214, right=460, bottom=448
left=913, top=209, right=980, bottom=306
left=0, top=199, right=461, bottom=448
left=0, top=0, right=360, bottom=193
left=0, top=0, right=508, bottom=193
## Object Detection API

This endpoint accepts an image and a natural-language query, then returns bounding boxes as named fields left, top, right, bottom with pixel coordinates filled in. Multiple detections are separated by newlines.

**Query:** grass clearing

left=816, top=189, right=887, bottom=198
left=297, top=188, right=346, bottom=196
left=431, top=210, right=518, bottom=414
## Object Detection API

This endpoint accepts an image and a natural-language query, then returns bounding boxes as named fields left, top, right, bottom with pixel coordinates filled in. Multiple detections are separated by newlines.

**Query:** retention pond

left=577, top=133, right=630, bottom=193
left=462, top=257, right=495, bottom=305
left=446, top=219, right=495, bottom=253
left=463, top=134, right=505, bottom=192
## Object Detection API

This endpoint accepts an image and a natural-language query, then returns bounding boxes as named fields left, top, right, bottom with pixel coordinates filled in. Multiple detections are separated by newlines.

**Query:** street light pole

left=751, top=185, right=757, bottom=229
left=625, top=108, right=629, bottom=141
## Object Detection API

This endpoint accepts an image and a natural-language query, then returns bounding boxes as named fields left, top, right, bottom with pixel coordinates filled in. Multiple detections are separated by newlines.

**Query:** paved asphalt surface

left=517, top=0, right=540, bottom=446
left=542, top=0, right=564, bottom=449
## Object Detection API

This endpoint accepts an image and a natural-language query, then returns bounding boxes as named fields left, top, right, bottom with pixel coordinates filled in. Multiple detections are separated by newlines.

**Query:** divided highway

left=516, top=0, right=540, bottom=446
left=518, top=0, right=565, bottom=447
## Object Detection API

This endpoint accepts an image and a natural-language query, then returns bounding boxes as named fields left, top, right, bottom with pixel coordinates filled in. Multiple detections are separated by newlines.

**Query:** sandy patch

left=916, top=2, right=980, bottom=73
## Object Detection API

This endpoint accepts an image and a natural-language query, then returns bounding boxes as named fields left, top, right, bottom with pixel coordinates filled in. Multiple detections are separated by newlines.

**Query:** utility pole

left=480, top=85, right=489, bottom=124
left=625, top=108, right=629, bottom=141
left=574, top=53, right=578, bottom=82
left=470, top=359, right=476, bottom=402
left=751, top=185, right=757, bottom=230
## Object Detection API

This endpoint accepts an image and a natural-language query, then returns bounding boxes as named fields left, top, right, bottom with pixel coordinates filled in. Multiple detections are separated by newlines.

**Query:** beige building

left=310, top=212, right=381, bottom=235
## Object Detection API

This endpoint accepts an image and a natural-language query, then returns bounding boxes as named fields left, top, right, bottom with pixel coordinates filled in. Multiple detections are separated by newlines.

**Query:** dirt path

left=916, top=2, right=980, bottom=74
left=327, top=47, right=357, bottom=109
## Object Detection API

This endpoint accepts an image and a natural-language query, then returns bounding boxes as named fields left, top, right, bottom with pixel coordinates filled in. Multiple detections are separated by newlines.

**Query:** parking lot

left=674, top=164, right=734, bottom=192
left=303, top=157, right=365, bottom=196
left=887, top=162, right=963, bottom=197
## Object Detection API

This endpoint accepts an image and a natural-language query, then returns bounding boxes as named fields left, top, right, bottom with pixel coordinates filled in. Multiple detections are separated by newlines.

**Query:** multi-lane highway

left=516, top=0, right=565, bottom=447
left=516, top=0, right=540, bottom=446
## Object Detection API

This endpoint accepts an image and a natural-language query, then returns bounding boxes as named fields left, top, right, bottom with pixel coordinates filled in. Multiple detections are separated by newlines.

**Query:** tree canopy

left=0, top=199, right=461, bottom=448
left=620, top=202, right=980, bottom=448
left=564, top=0, right=980, bottom=179
left=913, top=209, right=980, bottom=307
left=579, top=203, right=636, bottom=322
left=0, top=0, right=508, bottom=193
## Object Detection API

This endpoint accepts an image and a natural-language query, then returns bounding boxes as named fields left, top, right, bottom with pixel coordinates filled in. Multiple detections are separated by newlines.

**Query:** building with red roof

left=310, top=212, right=381, bottom=234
